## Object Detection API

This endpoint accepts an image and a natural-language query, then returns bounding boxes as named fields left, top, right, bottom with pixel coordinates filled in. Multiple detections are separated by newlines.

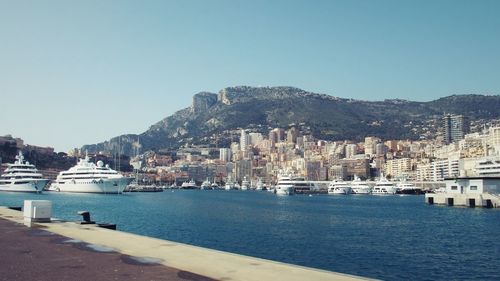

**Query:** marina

left=2, top=1, right=500, bottom=281
left=0, top=190, right=498, bottom=280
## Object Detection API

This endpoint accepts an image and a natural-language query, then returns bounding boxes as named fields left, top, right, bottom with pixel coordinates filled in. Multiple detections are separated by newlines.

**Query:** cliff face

left=192, top=92, right=217, bottom=113
left=81, top=86, right=500, bottom=156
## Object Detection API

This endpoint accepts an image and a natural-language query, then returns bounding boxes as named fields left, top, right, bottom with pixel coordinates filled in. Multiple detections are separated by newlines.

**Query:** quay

left=425, top=176, right=500, bottom=208
left=0, top=206, right=371, bottom=281
left=425, top=193, right=500, bottom=208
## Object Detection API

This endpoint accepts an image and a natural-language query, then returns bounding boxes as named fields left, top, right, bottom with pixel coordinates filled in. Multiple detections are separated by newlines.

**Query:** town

left=3, top=114, right=499, bottom=189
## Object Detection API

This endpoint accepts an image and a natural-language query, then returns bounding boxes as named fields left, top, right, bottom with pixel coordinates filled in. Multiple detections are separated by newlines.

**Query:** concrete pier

left=0, top=206, right=372, bottom=281
left=425, top=193, right=500, bottom=208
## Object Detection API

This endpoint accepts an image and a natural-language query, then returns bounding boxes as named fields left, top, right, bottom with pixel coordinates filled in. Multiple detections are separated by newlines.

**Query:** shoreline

left=0, top=206, right=372, bottom=281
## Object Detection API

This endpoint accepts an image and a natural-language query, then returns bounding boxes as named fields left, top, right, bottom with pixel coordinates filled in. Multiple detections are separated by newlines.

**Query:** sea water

left=0, top=191, right=498, bottom=280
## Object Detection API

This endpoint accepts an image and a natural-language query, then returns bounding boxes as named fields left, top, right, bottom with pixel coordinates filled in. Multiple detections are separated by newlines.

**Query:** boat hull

left=396, top=188, right=424, bottom=195
left=372, top=188, right=396, bottom=195
left=0, top=179, right=49, bottom=193
left=351, top=187, right=372, bottom=194
left=328, top=187, right=351, bottom=195
left=51, top=177, right=133, bottom=194
left=276, top=185, right=294, bottom=195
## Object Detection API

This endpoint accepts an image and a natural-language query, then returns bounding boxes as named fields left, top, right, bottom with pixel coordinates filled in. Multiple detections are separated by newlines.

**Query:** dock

left=0, top=206, right=372, bottom=281
left=425, top=193, right=500, bottom=208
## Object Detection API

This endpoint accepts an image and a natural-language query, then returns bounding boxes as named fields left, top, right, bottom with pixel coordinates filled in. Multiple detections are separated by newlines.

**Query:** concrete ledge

left=0, top=207, right=372, bottom=281
left=425, top=193, right=500, bottom=208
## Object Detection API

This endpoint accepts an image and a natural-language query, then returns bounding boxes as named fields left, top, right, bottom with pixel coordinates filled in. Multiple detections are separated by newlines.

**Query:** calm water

left=1, top=191, right=499, bottom=280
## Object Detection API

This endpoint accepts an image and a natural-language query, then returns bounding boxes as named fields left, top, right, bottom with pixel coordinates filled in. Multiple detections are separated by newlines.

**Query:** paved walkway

left=0, top=206, right=370, bottom=281
left=0, top=217, right=215, bottom=281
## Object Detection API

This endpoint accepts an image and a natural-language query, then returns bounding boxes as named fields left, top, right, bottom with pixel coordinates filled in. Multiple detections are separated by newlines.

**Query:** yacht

left=255, top=178, right=267, bottom=191
left=372, top=174, right=396, bottom=195
left=181, top=179, right=197, bottom=189
left=0, top=152, right=49, bottom=193
left=50, top=154, right=133, bottom=193
left=211, top=182, right=220, bottom=189
left=350, top=175, right=372, bottom=194
left=201, top=178, right=212, bottom=190
left=275, top=182, right=294, bottom=195
left=328, top=179, right=351, bottom=195
left=241, top=176, right=250, bottom=190
left=396, top=178, right=423, bottom=195
left=224, top=177, right=234, bottom=190
left=276, top=175, right=320, bottom=194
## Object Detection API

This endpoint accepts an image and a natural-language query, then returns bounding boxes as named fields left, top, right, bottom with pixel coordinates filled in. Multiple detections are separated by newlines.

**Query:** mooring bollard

left=77, top=211, right=95, bottom=224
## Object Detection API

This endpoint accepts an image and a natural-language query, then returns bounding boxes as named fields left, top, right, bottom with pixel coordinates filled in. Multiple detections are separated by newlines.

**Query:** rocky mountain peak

left=192, top=92, right=218, bottom=113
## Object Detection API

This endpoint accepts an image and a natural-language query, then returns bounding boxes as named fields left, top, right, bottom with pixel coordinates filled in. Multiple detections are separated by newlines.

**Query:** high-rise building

left=249, top=133, right=263, bottom=145
left=270, top=128, right=285, bottom=142
left=443, top=114, right=469, bottom=144
left=416, top=158, right=460, bottom=181
left=345, top=144, right=358, bottom=159
left=219, top=148, right=232, bottom=163
left=287, top=127, right=298, bottom=144
left=240, top=130, right=250, bottom=152
left=235, top=159, right=252, bottom=181
left=385, top=158, right=412, bottom=178
left=364, top=137, right=381, bottom=156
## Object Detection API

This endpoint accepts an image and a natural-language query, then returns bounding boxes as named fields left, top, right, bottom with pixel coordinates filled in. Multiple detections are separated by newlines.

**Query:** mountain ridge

left=81, top=86, right=500, bottom=156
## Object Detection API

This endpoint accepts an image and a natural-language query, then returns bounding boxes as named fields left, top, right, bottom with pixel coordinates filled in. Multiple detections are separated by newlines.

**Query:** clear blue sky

left=1, top=0, right=499, bottom=152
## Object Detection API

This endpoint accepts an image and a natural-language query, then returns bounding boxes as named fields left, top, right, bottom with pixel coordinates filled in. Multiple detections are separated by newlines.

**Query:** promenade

left=0, top=206, right=370, bottom=281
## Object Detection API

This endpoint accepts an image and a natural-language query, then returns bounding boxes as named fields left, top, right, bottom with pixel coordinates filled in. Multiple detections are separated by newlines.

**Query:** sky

left=0, top=0, right=499, bottom=152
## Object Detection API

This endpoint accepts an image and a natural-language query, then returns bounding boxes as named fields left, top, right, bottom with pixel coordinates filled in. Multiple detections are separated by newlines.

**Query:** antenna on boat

left=118, top=136, right=121, bottom=172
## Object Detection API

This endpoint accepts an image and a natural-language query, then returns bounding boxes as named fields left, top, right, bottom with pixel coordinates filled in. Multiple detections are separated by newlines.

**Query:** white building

left=240, top=130, right=250, bottom=152
left=487, top=127, right=500, bottom=156
left=416, top=158, right=459, bottom=181
left=425, top=177, right=500, bottom=208
left=444, top=177, right=500, bottom=194
left=475, top=157, right=500, bottom=177
left=385, top=158, right=412, bottom=179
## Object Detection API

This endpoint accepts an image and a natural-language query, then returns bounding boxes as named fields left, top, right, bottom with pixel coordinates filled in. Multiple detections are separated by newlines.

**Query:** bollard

left=77, top=211, right=95, bottom=224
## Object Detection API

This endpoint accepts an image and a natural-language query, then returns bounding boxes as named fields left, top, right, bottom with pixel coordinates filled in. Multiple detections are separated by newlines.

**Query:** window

left=470, top=186, right=478, bottom=191
left=451, top=186, right=458, bottom=190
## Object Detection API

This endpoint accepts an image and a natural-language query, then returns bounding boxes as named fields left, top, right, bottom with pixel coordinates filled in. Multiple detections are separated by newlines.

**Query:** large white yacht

left=350, top=175, right=372, bottom=195
left=224, top=176, right=236, bottom=190
left=50, top=154, right=133, bottom=194
left=0, top=152, right=49, bottom=193
left=254, top=178, right=267, bottom=191
left=181, top=179, right=198, bottom=189
left=276, top=174, right=319, bottom=194
left=200, top=178, right=212, bottom=190
left=328, top=178, right=351, bottom=195
left=395, top=178, right=423, bottom=195
left=372, top=174, right=396, bottom=195
left=241, top=176, right=250, bottom=190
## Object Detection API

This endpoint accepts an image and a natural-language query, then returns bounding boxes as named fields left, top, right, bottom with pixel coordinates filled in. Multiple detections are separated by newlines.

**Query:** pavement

left=0, top=217, right=214, bottom=281
left=0, top=206, right=372, bottom=281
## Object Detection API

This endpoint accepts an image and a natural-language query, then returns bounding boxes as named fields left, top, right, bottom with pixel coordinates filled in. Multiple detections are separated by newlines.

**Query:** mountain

left=81, top=86, right=500, bottom=156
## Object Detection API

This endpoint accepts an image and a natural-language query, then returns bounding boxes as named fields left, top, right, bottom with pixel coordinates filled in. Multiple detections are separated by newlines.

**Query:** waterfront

left=1, top=191, right=499, bottom=280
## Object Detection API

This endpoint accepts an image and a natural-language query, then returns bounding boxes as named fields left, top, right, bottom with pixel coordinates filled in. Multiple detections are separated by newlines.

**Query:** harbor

left=0, top=204, right=366, bottom=281
left=0, top=190, right=498, bottom=281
